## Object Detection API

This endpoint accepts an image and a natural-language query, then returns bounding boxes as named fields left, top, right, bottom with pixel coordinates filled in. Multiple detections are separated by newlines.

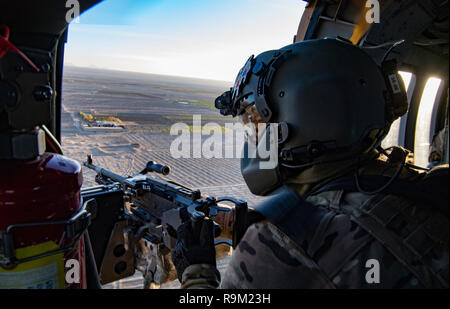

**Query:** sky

left=65, top=0, right=306, bottom=81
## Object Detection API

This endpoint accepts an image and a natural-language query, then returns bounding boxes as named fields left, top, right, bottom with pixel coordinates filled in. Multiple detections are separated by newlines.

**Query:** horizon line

left=63, top=64, right=235, bottom=84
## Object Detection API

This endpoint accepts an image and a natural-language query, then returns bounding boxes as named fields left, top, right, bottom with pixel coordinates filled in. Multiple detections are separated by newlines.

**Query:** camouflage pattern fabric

left=181, top=153, right=449, bottom=289
left=221, top=190, right=448, bottom=289
left=429, top=127, right=448, bottom=164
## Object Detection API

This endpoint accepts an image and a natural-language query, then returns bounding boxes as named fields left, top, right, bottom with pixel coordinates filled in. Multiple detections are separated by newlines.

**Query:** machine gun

left=81, top=155, right=245, bottom=288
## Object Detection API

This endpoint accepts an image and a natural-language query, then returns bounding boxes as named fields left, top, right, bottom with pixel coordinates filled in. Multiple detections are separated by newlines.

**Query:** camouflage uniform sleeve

left=429, top=128, right=447, bottom=163
left=220, top=220, right=336, bottom=289
left=180, top=220, right=334, bottom=289
left=180, top=264, right=221, bottom=289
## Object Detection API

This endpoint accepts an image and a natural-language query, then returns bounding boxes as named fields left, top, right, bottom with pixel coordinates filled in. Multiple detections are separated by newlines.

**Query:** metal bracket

left=98, top=220, right=136, bottom=285
left=0, top=198, right=93, bottom=267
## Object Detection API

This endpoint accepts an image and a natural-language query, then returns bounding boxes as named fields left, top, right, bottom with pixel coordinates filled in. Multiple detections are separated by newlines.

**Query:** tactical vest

left=233, top=164, right=449, bottom=288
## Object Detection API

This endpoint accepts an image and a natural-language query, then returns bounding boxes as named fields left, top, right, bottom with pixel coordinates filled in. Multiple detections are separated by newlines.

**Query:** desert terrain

left=61, top=66, right=264, bottom=288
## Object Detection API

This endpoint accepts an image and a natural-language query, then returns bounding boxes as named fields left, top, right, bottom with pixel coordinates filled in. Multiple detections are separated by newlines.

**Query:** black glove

left=172, top=218, right=217, bottom=282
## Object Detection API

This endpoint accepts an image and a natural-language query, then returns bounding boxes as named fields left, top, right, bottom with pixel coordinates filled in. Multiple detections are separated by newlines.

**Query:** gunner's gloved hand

left=171, top=217, right=217, bottom=282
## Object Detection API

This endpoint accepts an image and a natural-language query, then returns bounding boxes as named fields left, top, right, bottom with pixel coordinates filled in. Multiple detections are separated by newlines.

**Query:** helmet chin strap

left=280, top=125, right=389, bottom=171
left=279, top=137, right=376, bottom=170
left=281, top=148, right=409, bottom=197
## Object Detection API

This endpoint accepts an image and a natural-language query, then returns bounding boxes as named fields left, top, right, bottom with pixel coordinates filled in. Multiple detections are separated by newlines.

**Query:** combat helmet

left=215, top=38, right=408, bottom=196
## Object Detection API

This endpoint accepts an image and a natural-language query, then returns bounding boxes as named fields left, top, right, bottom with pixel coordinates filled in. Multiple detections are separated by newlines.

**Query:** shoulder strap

left=253, top=186, right=375, bottom=280
left=252, top=186, right=338, bottom=286
left=233, top=186, right=331, bottom=249
left=254, top=186, right=332, bottom=248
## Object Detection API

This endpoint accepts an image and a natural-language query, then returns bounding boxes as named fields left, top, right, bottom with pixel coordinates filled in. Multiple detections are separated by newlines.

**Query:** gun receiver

left=82, top=155, right=245, bottom=288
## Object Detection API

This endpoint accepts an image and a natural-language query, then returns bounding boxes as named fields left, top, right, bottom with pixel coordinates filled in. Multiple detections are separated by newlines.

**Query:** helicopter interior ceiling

left=297, top=0, right=449, bottom=79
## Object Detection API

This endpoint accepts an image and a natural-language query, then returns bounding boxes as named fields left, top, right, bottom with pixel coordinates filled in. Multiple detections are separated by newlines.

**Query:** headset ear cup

left=381, top=60, right=409, bottom=123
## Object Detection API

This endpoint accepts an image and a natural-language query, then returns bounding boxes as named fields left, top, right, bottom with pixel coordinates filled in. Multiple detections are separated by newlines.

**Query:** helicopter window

left=413, top=77, right=443, bottom=168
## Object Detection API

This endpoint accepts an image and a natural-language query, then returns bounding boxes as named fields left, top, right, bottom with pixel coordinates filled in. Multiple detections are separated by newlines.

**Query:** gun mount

left=82, top=155, right=245, bottom=288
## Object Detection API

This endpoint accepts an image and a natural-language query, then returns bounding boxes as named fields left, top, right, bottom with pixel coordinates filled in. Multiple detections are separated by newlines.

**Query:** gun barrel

left=83, top=161, right=136, bottom=188
left=146, top=162, right=170, bottom=176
